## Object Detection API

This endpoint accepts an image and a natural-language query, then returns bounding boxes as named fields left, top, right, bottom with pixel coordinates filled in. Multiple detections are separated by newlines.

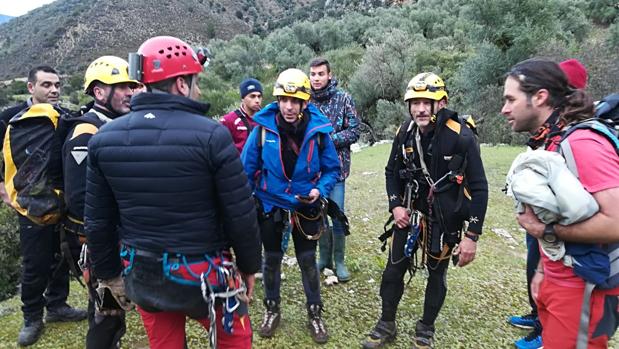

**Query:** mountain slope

left=0, top=0, right=399, bottom=79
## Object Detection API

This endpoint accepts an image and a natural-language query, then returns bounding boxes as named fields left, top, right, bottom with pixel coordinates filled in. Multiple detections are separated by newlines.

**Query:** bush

left=0, top=206, right=20, bottom=301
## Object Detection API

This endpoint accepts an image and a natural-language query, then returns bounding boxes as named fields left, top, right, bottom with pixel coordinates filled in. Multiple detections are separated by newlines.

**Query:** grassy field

left=0, top=144, right=614, bottom=348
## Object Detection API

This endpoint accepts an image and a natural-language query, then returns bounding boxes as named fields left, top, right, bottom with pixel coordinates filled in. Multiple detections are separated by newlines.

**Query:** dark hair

left=309, top=57, right=330, bottom=73
left=147, top=74, right=193, bottom=93
left=507, top=58, right=594, bottom=124
left=27, top=65, right=58, bottom=84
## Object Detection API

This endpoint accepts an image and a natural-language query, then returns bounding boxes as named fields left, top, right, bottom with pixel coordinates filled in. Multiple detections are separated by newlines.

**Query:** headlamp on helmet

left=404, top=72, right=448, bottom=102
left=273, top=69, right=311, bottom=101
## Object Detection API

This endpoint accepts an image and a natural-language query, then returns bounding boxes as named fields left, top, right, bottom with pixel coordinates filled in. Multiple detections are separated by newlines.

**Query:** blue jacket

left=85, top=92, right=261, bottom=279
left=241, top=102, right=340, bottom=213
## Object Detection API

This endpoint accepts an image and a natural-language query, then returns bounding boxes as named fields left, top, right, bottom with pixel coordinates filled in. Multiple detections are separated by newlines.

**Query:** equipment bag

left=556, top=93, right=619, bottom=349
left=3, top=103, right=69, bottom=225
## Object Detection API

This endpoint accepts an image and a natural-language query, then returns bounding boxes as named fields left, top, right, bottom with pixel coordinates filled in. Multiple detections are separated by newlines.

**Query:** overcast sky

left=0, top=0, right=57, bottom=17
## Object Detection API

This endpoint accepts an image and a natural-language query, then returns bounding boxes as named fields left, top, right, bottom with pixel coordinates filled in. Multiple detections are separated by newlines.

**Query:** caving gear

left=3, top=103, right=69, bottom=225
left=273, top=68, right=311, bottom=101
left=128, top=36, right=208, bottom=84
left=404, top=73, right=448, bottom=102
left=83, top=56, right=138, bottom=95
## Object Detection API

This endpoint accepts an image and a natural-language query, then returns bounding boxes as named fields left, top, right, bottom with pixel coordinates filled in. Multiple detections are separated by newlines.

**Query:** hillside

left=0, top=14, right=12, bottom=24
left=0, top=0, right=402, bottom=79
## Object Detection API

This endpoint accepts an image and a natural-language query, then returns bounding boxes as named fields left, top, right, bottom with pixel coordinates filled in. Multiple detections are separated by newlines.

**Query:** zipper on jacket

left=307, top=139, right=315, bottom=173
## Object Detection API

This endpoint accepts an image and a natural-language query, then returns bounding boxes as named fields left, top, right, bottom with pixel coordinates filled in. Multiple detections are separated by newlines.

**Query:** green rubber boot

left=333, top=234, right=351, bottom=282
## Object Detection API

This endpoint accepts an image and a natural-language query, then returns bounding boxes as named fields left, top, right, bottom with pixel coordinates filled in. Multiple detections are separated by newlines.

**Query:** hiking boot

left=411, top=320, right=435, bottom=349
left=259, top=300, right=280, bottom=338
left=17, top=319, right=43, bottom=347
left=514, top=328, right=543, bottom=349
left=45, top=304, right=87, bottom=323
left=508, top=313, right=538, bottom=329
left=361, top=319, right=397, bottom=349
left=307, top=304, right=328, bottom=344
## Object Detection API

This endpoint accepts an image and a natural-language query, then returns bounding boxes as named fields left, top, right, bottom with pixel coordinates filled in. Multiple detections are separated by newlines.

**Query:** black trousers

left=18, top=215, right=69, bottom=320
left=379, top=226, right=450, bottom=326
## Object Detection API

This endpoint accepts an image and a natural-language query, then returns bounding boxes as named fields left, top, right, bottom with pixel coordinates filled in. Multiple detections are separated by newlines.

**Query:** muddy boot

left=259, top=299, right=280, bottom=338
left=333, top=234, right=351, bottom=282
left=361, top=319, right=397, bottom=349
left=411, top=320, right=435, bottom=349
left=318, top=228, right=333, bottom=271
left=307, top=303, right=328, bottom=344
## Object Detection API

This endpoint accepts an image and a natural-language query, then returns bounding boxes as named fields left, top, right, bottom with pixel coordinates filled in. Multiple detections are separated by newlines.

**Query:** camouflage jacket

left=310, top=78, right=360, bottom=180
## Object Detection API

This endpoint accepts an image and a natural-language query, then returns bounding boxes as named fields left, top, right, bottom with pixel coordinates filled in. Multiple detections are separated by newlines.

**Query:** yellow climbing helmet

left=83, top=56, right=139, bottom=95
left=404, top=72, right=448, bottom=102
left=273, top=68, right=311, bottom=101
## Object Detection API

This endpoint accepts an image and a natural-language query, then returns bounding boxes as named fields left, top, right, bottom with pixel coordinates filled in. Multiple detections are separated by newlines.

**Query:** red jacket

left=220, top=107, right=257, bottom=153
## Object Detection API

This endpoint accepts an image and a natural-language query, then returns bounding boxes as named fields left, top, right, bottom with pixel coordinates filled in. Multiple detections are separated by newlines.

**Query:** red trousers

left=538, top=278, right=618, bottom=349
left=137, top=306, right=252, bottom=349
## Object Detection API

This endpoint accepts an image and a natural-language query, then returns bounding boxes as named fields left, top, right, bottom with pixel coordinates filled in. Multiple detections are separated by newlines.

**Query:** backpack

left=3, top=103, right=71, bottom=225
left=556, top=93, right=619, bottom=349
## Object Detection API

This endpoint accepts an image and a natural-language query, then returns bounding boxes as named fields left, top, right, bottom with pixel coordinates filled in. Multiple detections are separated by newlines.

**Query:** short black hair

left=309, top=57, right=330, bottom=73
left=147, top=74, right=194, bottom=93
left=27, top=65, right=58, bottom=84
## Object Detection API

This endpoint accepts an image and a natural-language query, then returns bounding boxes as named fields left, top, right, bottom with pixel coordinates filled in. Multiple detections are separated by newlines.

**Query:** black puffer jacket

left=84, top=92, right=261, bottom=279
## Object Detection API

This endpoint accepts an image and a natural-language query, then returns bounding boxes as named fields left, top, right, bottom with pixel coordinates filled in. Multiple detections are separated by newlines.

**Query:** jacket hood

left=310, top=78, right=338, bottom=102
left=130, top=92, right=210, bottom=115
left=253, top=102, right=334, bottom=136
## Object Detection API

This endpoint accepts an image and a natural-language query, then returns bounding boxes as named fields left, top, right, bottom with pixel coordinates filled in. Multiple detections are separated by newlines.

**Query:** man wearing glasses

left=362, top=73, right=488, bottom=349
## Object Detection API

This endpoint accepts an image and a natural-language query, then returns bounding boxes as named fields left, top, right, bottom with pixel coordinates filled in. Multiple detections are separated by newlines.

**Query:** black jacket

left=84, top=92, right=261, bottom=279
left=385, top=108, right=488, bottom=235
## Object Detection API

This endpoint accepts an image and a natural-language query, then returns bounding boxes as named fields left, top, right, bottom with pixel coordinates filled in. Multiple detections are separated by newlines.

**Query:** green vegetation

left=201, top=0, right=618, bottom=144
left=3, top=145, right=615, bottom=347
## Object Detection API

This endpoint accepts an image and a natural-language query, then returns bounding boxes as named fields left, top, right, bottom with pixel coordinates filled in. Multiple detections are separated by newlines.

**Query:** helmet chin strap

left=186, top=75, right=195, bottom=99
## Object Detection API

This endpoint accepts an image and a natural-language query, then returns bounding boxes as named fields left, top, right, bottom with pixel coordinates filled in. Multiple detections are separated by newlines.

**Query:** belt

left=123, top=245, right=228, bottom=264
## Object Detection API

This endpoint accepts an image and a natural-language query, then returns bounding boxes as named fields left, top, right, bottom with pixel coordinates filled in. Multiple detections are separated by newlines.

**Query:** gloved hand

left=96, top=275, right=133, bottom=313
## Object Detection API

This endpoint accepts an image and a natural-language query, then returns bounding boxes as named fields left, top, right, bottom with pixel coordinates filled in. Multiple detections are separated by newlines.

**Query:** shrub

left=0, top=206, right=20, bottom=301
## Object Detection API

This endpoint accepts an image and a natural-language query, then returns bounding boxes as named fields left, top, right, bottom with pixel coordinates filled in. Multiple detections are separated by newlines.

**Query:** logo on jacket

left=144, top=113, right=156, bottom=119
left=71, top=146, right=88, bottom=165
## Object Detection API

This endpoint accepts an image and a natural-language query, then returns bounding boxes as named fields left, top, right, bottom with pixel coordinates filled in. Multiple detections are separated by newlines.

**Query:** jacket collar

left=130, top=92, right=210, bottom=115
left=310, top=78, right=338, bottom=102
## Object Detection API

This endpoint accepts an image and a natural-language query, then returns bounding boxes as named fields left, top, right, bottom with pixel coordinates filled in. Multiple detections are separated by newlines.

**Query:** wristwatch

left=542, top=224, right=557, bottom=243
left=464, top=232, right=479, bottom=242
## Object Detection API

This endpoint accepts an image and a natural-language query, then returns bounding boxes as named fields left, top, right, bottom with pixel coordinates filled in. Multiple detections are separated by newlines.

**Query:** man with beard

left=62, top=56, right=138, bottom=349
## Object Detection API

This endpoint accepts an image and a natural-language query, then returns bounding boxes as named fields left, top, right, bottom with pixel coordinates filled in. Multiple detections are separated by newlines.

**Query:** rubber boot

left=333, top=234, right=351, bottom=282
left=318, top=228, right=333, bottom=271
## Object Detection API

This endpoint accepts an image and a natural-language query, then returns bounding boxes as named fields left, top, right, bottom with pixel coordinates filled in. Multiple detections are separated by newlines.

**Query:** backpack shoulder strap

left=234, top=109, right=253, bottom=132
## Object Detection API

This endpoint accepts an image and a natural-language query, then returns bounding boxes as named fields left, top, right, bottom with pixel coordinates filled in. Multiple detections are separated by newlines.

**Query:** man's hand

left=454, top=233, right=477, bottom=267
left=297, top=188, right=321, bottom=204
left=392, top=206, right=410, bottom=229
left=516, top=205, right=545, bottom=239
left=241, top=272, right=255, bottom=302
left=531, top=269, right=544, bottom=303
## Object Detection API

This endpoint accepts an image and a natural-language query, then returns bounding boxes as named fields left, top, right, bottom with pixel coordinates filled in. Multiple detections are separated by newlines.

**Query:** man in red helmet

left=84, top=36, right=260, bottom=349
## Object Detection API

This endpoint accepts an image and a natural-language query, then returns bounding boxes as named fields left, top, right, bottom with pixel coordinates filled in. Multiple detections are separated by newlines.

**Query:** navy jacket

left=85, top=92, right=261, bottom=279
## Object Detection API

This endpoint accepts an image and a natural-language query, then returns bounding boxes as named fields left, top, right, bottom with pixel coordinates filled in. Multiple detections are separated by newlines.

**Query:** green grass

left=0, top=144, right=615, bottom=348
